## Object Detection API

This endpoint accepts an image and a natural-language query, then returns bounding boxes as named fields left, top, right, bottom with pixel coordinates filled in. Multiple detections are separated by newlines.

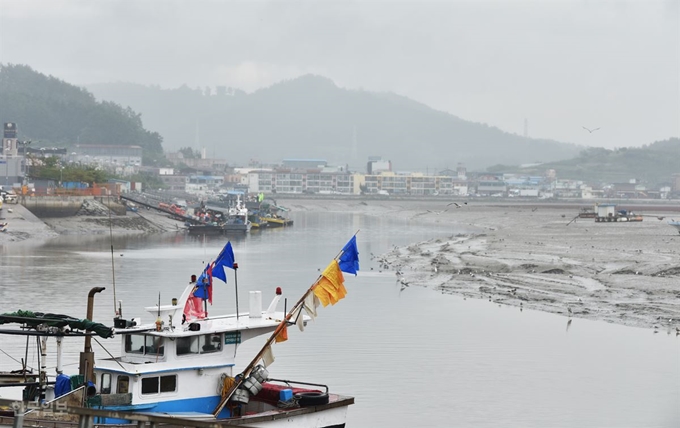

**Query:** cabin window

left=124, top=334, right=164, bottom=356
left=145, top=336, right=164, bottom=356
left=100, top=373, right=111, bottom=394
left=177, top=336, right=199, bottom=355
left=141, top=377, right=159, bottom=395
left=141, top=375, right=177, bottom=395
left=125, top=334, right=144, bottom=354
left=200, top=334, right=222, bottom=353
left=117, top=376, right=129, bottom=394
left=160, top=375, right=177, bottom=393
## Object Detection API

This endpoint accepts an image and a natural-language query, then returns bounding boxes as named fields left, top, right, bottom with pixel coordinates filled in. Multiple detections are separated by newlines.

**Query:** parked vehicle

left=1, top=190, right=18, bottom=204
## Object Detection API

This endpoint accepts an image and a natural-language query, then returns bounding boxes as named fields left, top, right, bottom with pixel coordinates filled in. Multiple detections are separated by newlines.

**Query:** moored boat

left=261, top=215, right=293, bottom=228
left=3, top=237, right=360, bottom=427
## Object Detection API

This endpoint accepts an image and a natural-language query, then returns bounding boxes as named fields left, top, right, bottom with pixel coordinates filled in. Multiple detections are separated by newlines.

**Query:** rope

left=0, top=347, right=35, bottom=370
left=220, top=375, right=235, bottom=399
left=92, top=337, right=127, bottom=371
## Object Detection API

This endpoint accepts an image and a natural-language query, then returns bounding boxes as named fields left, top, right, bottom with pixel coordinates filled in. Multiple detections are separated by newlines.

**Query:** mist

left=0, top=0, right=677, bottom=149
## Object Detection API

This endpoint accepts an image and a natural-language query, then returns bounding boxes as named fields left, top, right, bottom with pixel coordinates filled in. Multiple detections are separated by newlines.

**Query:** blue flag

left=338, top=236, right=360, bottom=275
left=194, top=262, right=213, bottom=302
left=213, top=241, right=235, bottom=283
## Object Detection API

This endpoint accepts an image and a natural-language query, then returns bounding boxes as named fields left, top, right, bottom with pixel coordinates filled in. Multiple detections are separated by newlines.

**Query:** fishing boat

left=2, top=238, right=360, bottom=427
left=260, top=197, right=294, bottom=228
left=261, top=215, right=293, bottom=228
left=248, top=211, right=269, bottom=229
left=669, top=220, right=680, bottom=234
left=187, top=198, right=252, bottom=235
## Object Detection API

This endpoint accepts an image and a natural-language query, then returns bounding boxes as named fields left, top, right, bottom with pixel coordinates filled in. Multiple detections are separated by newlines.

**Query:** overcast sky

left=0, top=0, right=677, bottom=149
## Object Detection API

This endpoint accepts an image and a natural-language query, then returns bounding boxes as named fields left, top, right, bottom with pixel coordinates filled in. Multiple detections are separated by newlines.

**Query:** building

left=159, top=174, right=188, bottom=192
left=366, top=156, right=391, bottom=174
left=185, top=175, right=224, bottom=194
left=363, top=171, right=468, bottom=195
left=72, top=144, right=143, bottom=166
left=1, top=122, right=26, bottom=187
left=246, top=169, right=356, bottom=194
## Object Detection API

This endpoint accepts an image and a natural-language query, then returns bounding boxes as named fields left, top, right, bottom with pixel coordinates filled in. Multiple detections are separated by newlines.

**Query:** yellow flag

left=313, top=260, right=347, bottom=307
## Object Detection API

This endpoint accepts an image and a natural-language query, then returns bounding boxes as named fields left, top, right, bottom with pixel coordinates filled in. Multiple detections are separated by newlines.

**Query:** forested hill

left=0, top=64, right=163, bottom=162
left=88, top=75, right=581, bottom=170
left=487, top=138, right=680, bottom=187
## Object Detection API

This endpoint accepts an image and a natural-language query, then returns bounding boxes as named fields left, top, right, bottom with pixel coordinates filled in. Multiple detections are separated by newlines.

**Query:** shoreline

left=3, top=197, right=680, bottom=331
left=284, top=198, right=680, bottom=331
left=0, top=202, right=184, bottom=246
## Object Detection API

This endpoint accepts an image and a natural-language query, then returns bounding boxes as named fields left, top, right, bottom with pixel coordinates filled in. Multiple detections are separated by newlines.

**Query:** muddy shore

left=0, top=201, right=184, bottom=246
left=2, top=197, right=680, bottom=331
left=285, top=198, right=680, bottom=331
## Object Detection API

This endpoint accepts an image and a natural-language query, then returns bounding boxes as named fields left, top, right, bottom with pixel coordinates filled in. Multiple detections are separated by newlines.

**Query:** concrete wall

left=21, top=196, right=126, bottom=218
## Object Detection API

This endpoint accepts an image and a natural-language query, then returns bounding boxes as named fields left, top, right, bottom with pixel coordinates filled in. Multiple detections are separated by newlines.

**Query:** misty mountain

left=88, top=75, right=581, bottom=171
left=0, top=64, right=163, bottom=161
left=487, top=138, right=680, bottom=187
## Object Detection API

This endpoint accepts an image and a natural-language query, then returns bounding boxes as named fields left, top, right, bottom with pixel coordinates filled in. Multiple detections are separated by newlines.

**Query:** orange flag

left=275, top=324, right=288, bottom=343
left=313, top=260, right=347, bottom=307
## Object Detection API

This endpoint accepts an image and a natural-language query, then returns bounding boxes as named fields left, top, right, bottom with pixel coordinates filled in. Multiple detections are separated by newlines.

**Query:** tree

left=178, top=147, right=200, bottom=159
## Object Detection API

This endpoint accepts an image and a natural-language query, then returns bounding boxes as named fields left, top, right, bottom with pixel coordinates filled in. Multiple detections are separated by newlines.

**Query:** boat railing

left=266, top=378, right=329, bottom=394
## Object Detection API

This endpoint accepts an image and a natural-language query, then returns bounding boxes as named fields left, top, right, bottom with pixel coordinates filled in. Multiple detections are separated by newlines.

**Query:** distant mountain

left=0, top=64, right=163, bottom=161
left=487, top=138, right=680, bottom=187
left=88, top=75, right=581, bottom=171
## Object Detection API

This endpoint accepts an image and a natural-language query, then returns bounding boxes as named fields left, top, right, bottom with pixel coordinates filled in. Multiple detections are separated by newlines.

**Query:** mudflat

left=286, top=198, right=680, bottom=331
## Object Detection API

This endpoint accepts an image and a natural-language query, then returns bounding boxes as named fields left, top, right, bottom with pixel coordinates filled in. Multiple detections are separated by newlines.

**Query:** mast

left=213, top=232, right=358, bottom=416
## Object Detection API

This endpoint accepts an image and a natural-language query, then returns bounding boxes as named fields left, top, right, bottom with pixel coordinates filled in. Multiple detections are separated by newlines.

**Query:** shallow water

left=0, top=211, right=678, bottom=427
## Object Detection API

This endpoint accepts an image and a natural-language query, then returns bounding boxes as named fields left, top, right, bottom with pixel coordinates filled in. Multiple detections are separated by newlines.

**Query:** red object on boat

left=276, top=287, right=282, bottom=295
left=253, top=382, right=321, bottom=406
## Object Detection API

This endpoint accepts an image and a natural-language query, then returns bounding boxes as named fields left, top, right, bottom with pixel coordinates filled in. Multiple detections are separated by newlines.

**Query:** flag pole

left=212, top=231, right=359, bottom=417
left=233, top=262, right=239, bottom=320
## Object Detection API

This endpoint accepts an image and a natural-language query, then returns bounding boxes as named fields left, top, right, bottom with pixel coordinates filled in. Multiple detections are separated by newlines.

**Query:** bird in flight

left=447, top=202, right=468, bottom=208
left=582, top=126, right=601, bottom=133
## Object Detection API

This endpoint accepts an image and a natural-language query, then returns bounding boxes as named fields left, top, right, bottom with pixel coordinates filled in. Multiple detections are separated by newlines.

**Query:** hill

left=487, top=138, right=680, bottom=187
left=0, top=64, right=164, bottom=162
left=87, top=75, right=582, bottom=171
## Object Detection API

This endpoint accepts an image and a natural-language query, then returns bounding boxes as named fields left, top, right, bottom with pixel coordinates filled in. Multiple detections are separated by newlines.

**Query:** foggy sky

left=0, top=0, right=677, bottom=149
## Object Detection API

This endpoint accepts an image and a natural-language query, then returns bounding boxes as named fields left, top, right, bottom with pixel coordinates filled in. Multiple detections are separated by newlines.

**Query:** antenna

left=352, top=125, right=358, bottom=161
left=108, top=192, right=118, bottom=316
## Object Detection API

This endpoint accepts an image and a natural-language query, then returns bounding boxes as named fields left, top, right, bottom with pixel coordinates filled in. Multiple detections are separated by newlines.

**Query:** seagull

left=447, top=202, right=467, bottom=208
left=582, top=126, right=601, bottom=133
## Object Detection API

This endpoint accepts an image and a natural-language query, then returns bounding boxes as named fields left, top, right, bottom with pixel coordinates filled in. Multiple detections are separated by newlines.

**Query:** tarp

left=55, top=373, right=72, bottom=398
left=0, top=310, right=114, bottom=338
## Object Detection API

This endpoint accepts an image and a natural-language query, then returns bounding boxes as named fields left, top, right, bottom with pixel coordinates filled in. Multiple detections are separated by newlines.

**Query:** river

left=1, top=211, right=678, bottom=427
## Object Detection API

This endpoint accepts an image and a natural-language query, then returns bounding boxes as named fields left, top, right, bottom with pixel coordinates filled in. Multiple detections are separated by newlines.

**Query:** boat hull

left=95, top=393, right=352, bottom=427
left=188, top=222, right=252, bottom=234
left=262, top=217, right=294, bottom=228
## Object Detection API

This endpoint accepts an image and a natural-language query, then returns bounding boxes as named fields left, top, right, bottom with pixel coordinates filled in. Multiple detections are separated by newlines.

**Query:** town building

left=71, top=144, right=143, bottom=166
